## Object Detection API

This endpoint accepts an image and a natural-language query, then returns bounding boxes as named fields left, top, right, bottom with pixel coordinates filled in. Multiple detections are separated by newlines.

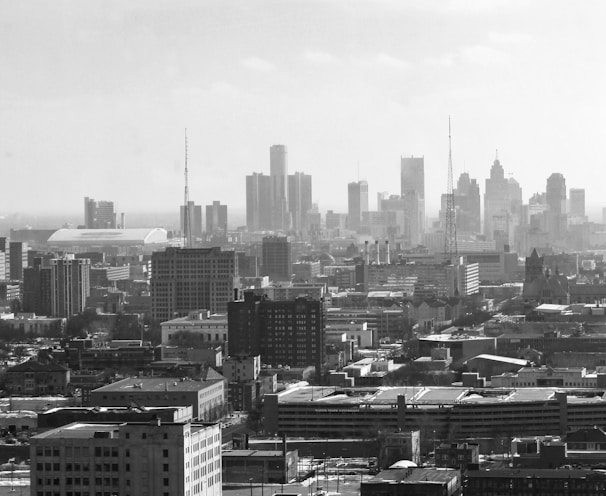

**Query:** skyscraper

left=347, top=180, right=369, bottom=232
left=50, top=255, right=91, bottom=318
left=455, top=172, right=481, bottom=234
left=261, top=235, right=292, bottom=282
left=483, top=155, right=521, bottom=243
left=23, top=258, right=52, bottom=316
left=246, top=172, right=272, bottom=232
left=8, top=241, right=27, bottom=280
left=569, top=188, right=586, bottom=217
left=150, top=247, right=239, bottom=321
left=401, top=156, right=425, bottom=233
left=287, top=172, right=312, bottom=233
left=84, top=197, right=116, bottom=229
left=179, top=201, right=203, bottom=241
left=205, top=200, right=228, bottom=234
left=270, top=144, right=289, bottom=230
left=546, top=173, right=567, bottom=240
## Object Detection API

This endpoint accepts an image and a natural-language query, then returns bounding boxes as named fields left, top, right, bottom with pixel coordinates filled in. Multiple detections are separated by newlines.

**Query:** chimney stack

left=365, top=241, right=370, bottom=265
left=375, top=240, right=380, bottom=265
left=385, top=240, right=390, bottom=265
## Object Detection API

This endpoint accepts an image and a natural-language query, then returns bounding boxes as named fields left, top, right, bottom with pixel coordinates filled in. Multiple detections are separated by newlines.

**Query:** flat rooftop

left=92, top=377, right=221, bottom=394
left=367, top=468, right=459, bottom=484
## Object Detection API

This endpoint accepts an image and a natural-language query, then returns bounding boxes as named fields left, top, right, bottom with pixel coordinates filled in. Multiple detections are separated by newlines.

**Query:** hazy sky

left=2, top=0, right=606, bottom=221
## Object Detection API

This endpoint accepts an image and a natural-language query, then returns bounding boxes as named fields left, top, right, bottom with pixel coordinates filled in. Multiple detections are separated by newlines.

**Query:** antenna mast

left=183, top=129, right=193, bottom=248
left=444, top=117, right=458, bottom=294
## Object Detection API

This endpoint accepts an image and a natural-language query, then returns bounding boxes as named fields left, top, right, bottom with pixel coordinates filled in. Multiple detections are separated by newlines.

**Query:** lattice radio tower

left=183, top=128, right=193, bottom=248
left=444, top=117, right=458, bottom=264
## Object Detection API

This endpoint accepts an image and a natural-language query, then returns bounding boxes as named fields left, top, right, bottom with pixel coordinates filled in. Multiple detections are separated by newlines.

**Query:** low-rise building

left=435, top=442, right=479, bottom=470
left=5, top=360, right=70, bottom=395
left=491, top=366, right=601, bottom=388
left=222, top=449, right=298, bottom=484
left=161, top=310, right=228, bottom=353
left=89, top=376, right=225, bottom=421
left=30, top=420, right=222, bottom=496
left=361, top=467, right=461, bottom=496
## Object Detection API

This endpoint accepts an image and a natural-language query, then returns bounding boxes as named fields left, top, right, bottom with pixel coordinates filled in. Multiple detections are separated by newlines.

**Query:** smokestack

left=282, top=432, right=287, bottom=456
left=375, top=240, right=380, bottom=265
left=385, top=240, right=390, bottom=265
left=121, top=212, right=125, bottom=229
left=365, top=241, right=369, bottom=265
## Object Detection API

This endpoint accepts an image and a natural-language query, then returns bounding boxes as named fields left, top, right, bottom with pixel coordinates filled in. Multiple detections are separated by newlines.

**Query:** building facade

left=50, top=256, right=91, bottom=318
left=261, top=236, right=292, bottom=282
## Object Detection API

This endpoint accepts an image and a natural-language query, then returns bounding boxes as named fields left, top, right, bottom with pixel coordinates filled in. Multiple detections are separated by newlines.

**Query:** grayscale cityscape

left=3, top=1, right=606, bottom=495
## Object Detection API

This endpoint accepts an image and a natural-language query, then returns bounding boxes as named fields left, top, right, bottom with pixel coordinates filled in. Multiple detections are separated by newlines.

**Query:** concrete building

left=222, top=448, right=298, bottom=484
left=455, top=172, right=481, bottom=234
left=228, top=292, right=325, bottom=376
left=400, top=155, right=425, bottom=235
left=90, top=376, right=225, bottom=421
left=8, top=241, right=27, bottom=280
left=491, top=366, right=600, bottom=388
left=270, top=144, right=289, bottom=231
left=205, top=200, right=228, bottom=235
left=180, top=200, right=204, bottom=241
left=223, top=355, right=261, bottom=382
left=150, top=247, right=239, bottom=320
left=31, top=420, right=222, bottom=496
left=546, top=172, right=567, bottom=241
left=50, top=255, right=91, bottom=318
left=348, top=180, right=369, bottom=232
left=362, top=468, right=461, bottom=496
left=436, top=442, right=479, bottom=470
left=246, top=172, right=272, bottom=232
left=23, top=258, right=53, bottom=316
left=5, top=360, right=70, bottom=395
left=288, top=171, right=312, bottom=234
left=261, top=236, right=292, bottom=282
left=161, top=310, right=228, bottom=352
left=84, top=196, right=116, bottom=229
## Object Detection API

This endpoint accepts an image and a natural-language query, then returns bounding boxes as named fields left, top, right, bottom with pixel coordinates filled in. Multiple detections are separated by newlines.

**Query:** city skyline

left=2, top=1, right=606, bottom=221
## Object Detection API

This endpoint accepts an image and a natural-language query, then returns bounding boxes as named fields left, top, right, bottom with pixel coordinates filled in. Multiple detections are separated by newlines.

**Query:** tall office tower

left=546, top=173, right=567, bottom=240
left=347, top=180, right=369, bottom=232
left=180, top=201, right=203, bottom=242
left=483, top=155, right=521, bottom=241
left=228, top=291, right=325, bottom=377
left=205, top=200, right=228, bottom=234
left=246, top=172, right=272, bottom=232
left=270, top=144, right=289, bottom=230
left=401, top=156, right=425, bottom=233
left=8, top=241, right=27, bottom=280
left=23, top=258, right=52, bottom=315
left=455, top=172, right=481, bottom=233
left=569, top=188, right=586, bottom=217
left=150, top=247, right=239, bottom=321
left=288, top=171, right=312, bottom=234
left=261, top=235, right=292, bottom=282
left=84, top=197, right=116, bottom=229
left=30, top=420, right=222, bottom=496
left=50, top=255, right=91, bottom=318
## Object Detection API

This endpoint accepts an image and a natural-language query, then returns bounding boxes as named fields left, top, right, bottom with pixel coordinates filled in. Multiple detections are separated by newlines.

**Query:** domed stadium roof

left=47, top=228, right=168, bottom=247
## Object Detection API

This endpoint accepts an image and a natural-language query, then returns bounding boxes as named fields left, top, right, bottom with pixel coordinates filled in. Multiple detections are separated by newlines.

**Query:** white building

left=31, top=420, right=222, bottom=496
left=161, top=310, right=228, bottom=351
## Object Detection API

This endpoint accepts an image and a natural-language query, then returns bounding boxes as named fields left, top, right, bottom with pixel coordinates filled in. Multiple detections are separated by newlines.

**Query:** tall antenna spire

left=444, top=117, right=459, bottom=295
left=183, top=128, right=193, bottom=248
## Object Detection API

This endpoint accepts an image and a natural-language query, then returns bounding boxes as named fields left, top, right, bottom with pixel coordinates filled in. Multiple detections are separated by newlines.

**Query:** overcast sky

left=2, top=0, right=606, bottom=221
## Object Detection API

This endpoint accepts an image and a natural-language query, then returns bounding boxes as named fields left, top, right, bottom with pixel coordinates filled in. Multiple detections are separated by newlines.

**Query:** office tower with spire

left=84, top=197, right=116, bottom=229
left=270, top=144, right=289, bottom=230
left=205, top=201, right=228, bottom=235
left=444, top=119, right=458, bottom=265
left=400, top=156, right=425, bottom=233
left=483, top=153, right=521, bottom=244
left=546, top=172, right=567, bottom=240
left=246, top=172, right=272, bottom=231
left=288, top=172, right=312, bottom=234
left=348, top=180, right=369, bottom=232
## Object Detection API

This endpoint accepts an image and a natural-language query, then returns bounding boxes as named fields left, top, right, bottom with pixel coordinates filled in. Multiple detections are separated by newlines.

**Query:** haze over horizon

left=2, top=1, right=606, bottom=222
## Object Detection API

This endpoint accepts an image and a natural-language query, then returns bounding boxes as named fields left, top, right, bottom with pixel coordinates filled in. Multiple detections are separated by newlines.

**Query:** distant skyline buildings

left=83, top=197, right=117, bottom=229
left=347, top=180, right=369, bottom=232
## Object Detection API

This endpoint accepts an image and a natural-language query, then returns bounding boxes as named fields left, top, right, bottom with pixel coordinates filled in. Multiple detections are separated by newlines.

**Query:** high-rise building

left=246, top=172, right=272, bottom=232
left=401, top=156, right=425, bottom=233
left=84, top=197, right=116, bottom=229
left=569, top=188, right=586, bottom=217
left=484, top=156, right=521, bottom=242
left=288, top=172, right=312, bottom=234
left=180, top=201, right=203, bottom=241
left=150, top=247, right=239, bottom=321
left=23, top=258, right=52, bottom=316
left=228, top=291, right=325, bottom=376
left=546, top=173, right=567, bottom=240
left=348, top=180, right=369, bottom=232
left=261, top=236, right=292, bottom=282
left=205, top=200, right=228, bottom=234
left=50, top=255, right=91, bottom=318
left=454, top=172, right=481, bottom=234
left=270, top=144, right=289, bottom=230
left=30, top=420, right=222, bottom=496
left=8, top=241, right=27, bottom=280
